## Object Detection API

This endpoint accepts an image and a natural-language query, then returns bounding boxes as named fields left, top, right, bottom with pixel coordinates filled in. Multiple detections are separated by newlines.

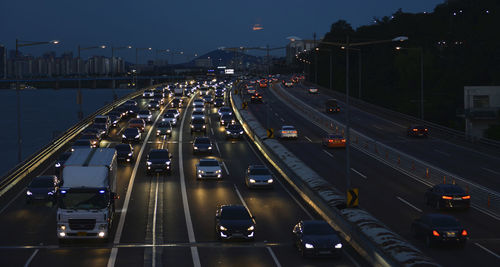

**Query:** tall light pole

left=135, top=47, right=152, bottom=90
left=341, top=47, right=362, bottom=98
left=77, top=45, right=106, bottom=120
left=111, top=45, right=132, bottom=96
left=15, top=39, right=59, bottom=163
left=395, top=46, right=424, bottom=119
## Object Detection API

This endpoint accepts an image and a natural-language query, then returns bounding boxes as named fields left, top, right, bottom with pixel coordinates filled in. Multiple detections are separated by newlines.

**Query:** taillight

left=328, top=139, right=333, bottom=143
left=413, top=129, right=418, bottom=132
left=432, top=230, right=440, bottom=237
left=442, top=196, right=453, bottom=200
left=461, top=230, right=468, bottom=236
left=424, top=129, right=428, bottom=131
left=341, top=139, right=346, bottom=142
left=462, top=195, right=470, bottom=200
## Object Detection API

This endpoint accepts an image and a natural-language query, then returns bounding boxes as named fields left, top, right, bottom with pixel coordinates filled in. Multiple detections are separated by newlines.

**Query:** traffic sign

left=347, top=188, right=359, bottom=208
left=266, top=128, right=274, bottom=138
left=242, top=102, right=248, bottom=109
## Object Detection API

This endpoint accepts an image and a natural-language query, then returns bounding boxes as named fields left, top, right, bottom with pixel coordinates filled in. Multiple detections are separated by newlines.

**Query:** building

left=464, top=86, right=500, bottom=138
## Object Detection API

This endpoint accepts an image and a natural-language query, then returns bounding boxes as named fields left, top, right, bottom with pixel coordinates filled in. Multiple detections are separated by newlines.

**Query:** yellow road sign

left=347, top=188, right=359, bottom=208
left=242, top=102, right=248, bottom=109
left=267, top=128, right=274, bottom=138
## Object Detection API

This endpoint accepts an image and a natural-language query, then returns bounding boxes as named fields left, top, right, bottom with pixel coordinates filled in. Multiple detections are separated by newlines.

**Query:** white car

left=137, top=110, right=153, bottom=123
left=279, top=125, right=298, bottom=139
left=196, top=158, right=222, bottom=179
left=162, top=113, right=177, bottom=126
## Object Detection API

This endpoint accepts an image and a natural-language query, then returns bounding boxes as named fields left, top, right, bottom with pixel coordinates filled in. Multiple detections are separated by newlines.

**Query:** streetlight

left=395, top=46, right=424, bottom=119
left=111, top=45, right=132, bottom=93
left=77, top=44, right=107, bottom=120
left=320, top=35, right=408, bottom=200
left=15, top=39, right=60, bottom=163
left=135, top=47, right=152, bottom=90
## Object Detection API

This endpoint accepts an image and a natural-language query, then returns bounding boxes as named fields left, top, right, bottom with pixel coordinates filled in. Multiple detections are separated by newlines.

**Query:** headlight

left=335, top=243, right=342, bottom=249
left=249, top=179, right=256, bottom=183
left=166, top=161, right=171, bottom=165
left=239, top=131, right=244, bottom=134
left=55, top=162, right=61, bottom=168
left=157, top=130, right=161, bottom=133
left=208, top=146, right=212, bottom=150
left=59, top=225, right=66, bottom=230
left=135, top=134, right=140, bottom=138
left=194, top=146, right=198, bottom=149
left=128, top=152, right=133, bottom=156
left=147, top=161, right=152, bottom=165
left=267, top=179, right=273, bottom=183
left=216, top=170, right=221, bottom=174
left=48, top=191, right=54, bottom=195
left=198, top=170, right=204, bottom=173
left=122, top=134, right=126, bottom=138
left=226, top=131, right=231, bottom=134
left=219, top=226, right=227, bottom=231
left=26, top=190, right=33, bottom=196
left=191, top=125, right=194, bottom=128
left=305, top=243, right=314, bottom=249
left=202, top=125, right=206, bottom=128
left=167, top=130, right=171, bottom=133
left=247, top=226, right=254, bottom=231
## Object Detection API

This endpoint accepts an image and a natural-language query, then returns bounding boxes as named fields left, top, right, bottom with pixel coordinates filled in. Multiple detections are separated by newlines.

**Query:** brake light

left=341, top=139, right=346, bottom=143
left=442, top=196, right=453, bottom=200
left=413, top=129, right=418, bottom=132
left=292, top=131, right=297, bottom=134
left=432, top=230, right=440, bottom=237
left=462, top=195, right=470, bottom=200
left=424, top=129, right=428, bottom=131
left=328, top=139, right=333, bottom=143
left=461, top=230, right=468, bottom=236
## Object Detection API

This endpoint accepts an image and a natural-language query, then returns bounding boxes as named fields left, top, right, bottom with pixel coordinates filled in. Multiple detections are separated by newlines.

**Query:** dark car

left=156, top=121, right=173, bottom=137
left=127, top=105, right=140, bottom=117
left=214, top=90, right=224, bottom=98
left=193, top=137, right=213, bottom=154
left=79, top=133, right=100, bottom=148
left=171, top=98, right=183, bottom=108
left=411, top=214, right=468, bottom=247
left=146, top=149, right=172, bottom=175
left=250, top=93, right=263, bottom=103
left=214, top=98, right=225, bottom=107
left=148, top=100, right=160, bottom=110
left=122, top=127, right=141, bottom=143
left=26, top=175, right=60, bottom=204
left=115, top=144, right=133, bottom=163
left=292, top=220, right=343, bottom=258
left=225, top=124, right=244, bottom=139
left=203, top=95, right=213, bottom=104
left=82, top=127, right=104, bottom=140
left=425, top=184, right=470, bottom=210
left=407, top=125, right=428, bottom=137
left=114, top=106, right=129, bottom=117
left=54, top=152, right=72, bottom=177
left=220, top=114, right=235, bottom=126
left=215, top=205, right=256, bottom=240
left=190, top=118, right=207, bottom=133
left=245, top=165, right=274, bottom=188
left=108, top=114, right=120, bottom=127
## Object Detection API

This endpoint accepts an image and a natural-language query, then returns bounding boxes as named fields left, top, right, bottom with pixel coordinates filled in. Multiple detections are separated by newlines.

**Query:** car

left=193, top=102, right=205, bottom=112
left=115, top=143, right=134, bottom=163
left=171, top=98, right=183, bottom=108
left=245, top=165, right=274, bottom=188
left=322, top=134, right=346, bottom=148
left=54, top=152, right=72, bottom=177
left=214, top=98, right=225, bottom=107
left=122, top=127, right=141, bottom=143
left=137, top=110, right=153, bottom=124
left=108, top=110, right=123, bottom=121
left=93, top=123, right=108, bottom=137
left=308, top=87, right=319, bottom=94
left=325, top=99, right=341, bottom=113
left=279, top=125, right=298, bottom=139
left=146, top=149, right=172, bottom=174
left=190, top=118, right=207, bottom=133
left=250, top=93, right=263, bottom=103
left=156, top=121, right=172, bottom=137
left=93, top=115, right=111, bottom=131
left=82, top=127, right=104, bottom=140
left=166, top=109, right=180, bottom=119
left=26, top=175, right=60, bottom=204
left=193, top=137, right=213, bottom=154
left=218, top=107, right=232, bottom=117
left=411, top=214, right=468, bottom=247
left=283, top=81, right=293, bottom=87
left=225, top=124, right=244, bottom=139
left=292, top=220, right=342, bottom=258
left=214, top=90, right=224, bottom=98
left=71, top=139, right=92, bottom=152
left=215, top=205, right=255, bottom=240
left=407, top=125, right=428, bottom=137
left=114, top=106, right=129, bottom=117
left=220, top=114, right=235, bottom=126
left=143, top=89, right=154, bottom=98
left=162, top=113, right=177, bottom=126
left=108, top=114, right=121, bottom=127
left=425, top=184, right=470, bottom=210
left=246, top=86, right=256, bottom=94
left=129, top=118, right=146, bottom=132
left=191, top=110, right=206, bottom=120
left=259, top=81, right=267, bottom=88
left=203, top=95, right=213, bottom=104
left=78, top=133, right=100, bottom=148
left=193, top=99, right=205, bottom=106
left=148, top=100, right=160, bottom=110
left=196, top=158, right=222, bottom=179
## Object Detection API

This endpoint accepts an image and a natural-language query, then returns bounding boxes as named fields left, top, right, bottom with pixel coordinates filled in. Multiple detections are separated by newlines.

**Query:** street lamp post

left=111, top=45, right=132, bottom=95
left=77, top=45, right=106, bottom=120
left=135, top=47, right=152, bottom=90
left=15, top=39, right=59, bottom=163
left=396, top=46, right=424, bottom=119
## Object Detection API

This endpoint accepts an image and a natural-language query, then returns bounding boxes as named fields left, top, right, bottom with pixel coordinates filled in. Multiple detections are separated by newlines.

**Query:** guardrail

left=0, top=86, right=158, bottom=197
left=272, top=83, right=500, bottom=220
left=231, top=84, right=439, bottom=267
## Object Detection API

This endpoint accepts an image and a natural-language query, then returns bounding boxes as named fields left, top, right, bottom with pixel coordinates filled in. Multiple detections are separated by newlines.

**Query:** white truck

left=57, top=148, right=117, bottom=242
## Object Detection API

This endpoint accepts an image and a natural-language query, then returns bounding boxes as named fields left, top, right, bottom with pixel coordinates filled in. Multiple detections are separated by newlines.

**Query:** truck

left=57, top=148, right=117, bottom=242
left=325, top=99, right=341, bottom=113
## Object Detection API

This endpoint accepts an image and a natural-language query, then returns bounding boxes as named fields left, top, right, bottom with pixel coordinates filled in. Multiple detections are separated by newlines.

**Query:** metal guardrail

left=273, top=83, right=500, bottom=220
left=0, top=86, right=157, bottom=197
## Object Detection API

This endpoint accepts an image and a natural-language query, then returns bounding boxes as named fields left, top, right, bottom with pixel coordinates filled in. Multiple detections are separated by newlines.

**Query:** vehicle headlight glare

left=26, top=190, right=33, bottom=196
left=220, top=226, right=227, bottom=231
left=305, top=243, right=314, bottom=249
left=335, top=243, right=342, bottom=249
left=267, top=179, right=273, bottom=183
left=55, top=162, right=61, bottom=168
left=249, top=179, right=256, bottom=183
left=147, top=161, right=152, bottom=165
left=247, top=226, right=254, bottom=231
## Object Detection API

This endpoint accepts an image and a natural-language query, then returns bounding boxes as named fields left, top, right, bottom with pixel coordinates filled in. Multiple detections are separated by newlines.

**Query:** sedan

left=191, top=110, right=206, bottom=120
left=156, top=121, right=172, bottom=137
left=193, top=137, right=213, bottom=154
left=250, top=93, right=263, bottom=103
left=166, top=109, right=180, bottom=119
left=411, top=214, right=467, bottom=247
left=115, top=144, right=133, bottom=163
left=322, top=134, right=346, bottom=148
left=218, top=107, right=232, bottom=117
left=245, top=165, right=274, bottom=188
left=214, top=98, right=225, bottom=107
left=146, top=149, right=172, bottom=175
left=216, top=205, right=256, bottom=240
left=203, top=95, right=213, bottom=104
left=148, top=100, right=160, bottom=110
left=162, top=113, right=177, bottom=126
left=191, top=118, right=207, bottom=133
left=279, top=125, right=298, bottom=139
left=71, top=139, right=92, bottom=152
left=26, top=175, right=60, bottom=204
left=220, top=114, right=235, bottom=126
left=425, top=184, right=470, bottom=210
left=293, top=220, right=342, bottom=258
left=129, top=118, right=146, bottom=132
left=196, top=158, right=222, bottom=179
left=137, top=110, right=153, bottom=124
left=171, top=98, right=183, bottom=108
left=78, top=133, right=100, bottom=148
left=225, top=124, right=244, bottom=139
left=407, top=125, right=428, bottom=137
left=122, top=127, right=141, bottom=143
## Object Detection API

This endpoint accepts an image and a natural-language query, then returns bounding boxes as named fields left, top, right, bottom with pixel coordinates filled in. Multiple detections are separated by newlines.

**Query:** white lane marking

left=433, top=149, right=451, bottom=157
left=215, top=142, right=221, bottom=155
left=178, top=96, right=201, bottom=267
left=482, top=167, right=500, bottom=175
left=322, top=149, right=334, bottom=158
left=266, top=247, right=282, bottom=267
left=372, top=125, right=383, bottom=130
left=396, top=196, right=422, bottom=212
left=210, top=128, right=214, bottom=135
left=274, top=112, right=279, bottom=117
left=350, top=168, right=367, bottom=179
left=221, top=161, right=230, bottom=175
left=23, top=249, right=39, bottom=267
left=233, top=184, right=250, bottom=211
left=304, top=136, right=312, bottom=142
left=107, top=100, right=166, bottom=267
left=474, top=242, right=500, bottom=259
left=152, top=175, right=159, bottom=267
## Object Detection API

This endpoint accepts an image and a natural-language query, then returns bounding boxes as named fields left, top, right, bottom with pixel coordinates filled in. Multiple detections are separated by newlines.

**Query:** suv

left=196, top=158, right=222, bottom=179
left=193, top=137, right=213, bottom=154
left=225, top=124, right=244, bottom=139
left=93, top=115, right=110, bottom=133
left=146, top=149, right=172, bottom=175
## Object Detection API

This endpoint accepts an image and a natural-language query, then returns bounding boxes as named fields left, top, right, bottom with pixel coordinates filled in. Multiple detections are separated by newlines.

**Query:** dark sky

left=1, top=0, right=444, bottom=63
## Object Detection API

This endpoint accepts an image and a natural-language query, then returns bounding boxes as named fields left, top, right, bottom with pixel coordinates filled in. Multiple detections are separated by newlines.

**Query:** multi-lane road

left=0, top=85, right=368, bottom=267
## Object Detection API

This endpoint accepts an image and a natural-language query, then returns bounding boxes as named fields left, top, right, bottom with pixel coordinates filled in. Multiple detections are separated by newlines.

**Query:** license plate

left=77, top=232, right=87, bottom=236
left=319, top=251, right=331, bottom=255
left=446, top=232, right=456, bottom=237
left=453, top=197, right=461, bottom=200
left=155, top=169, right=163, bottom=172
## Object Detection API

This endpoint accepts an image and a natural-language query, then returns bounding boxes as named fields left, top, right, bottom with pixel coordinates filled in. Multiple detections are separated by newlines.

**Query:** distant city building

left=195, top=58, right=212, bottom=68
left=286, top=38, right=319, bottom=64
left=463, top=86, right=500, bottom=138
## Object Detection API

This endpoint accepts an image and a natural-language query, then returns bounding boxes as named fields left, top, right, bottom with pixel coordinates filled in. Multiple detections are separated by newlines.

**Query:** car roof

left=422, top=213, right=457, bottom=220
left=220, top=204, right=247, bottom=211
left=200, top=158, right=218, bottom=162
left=33, top=175, right=57, bottom=181
left=115, top=144, right=132, bottom=148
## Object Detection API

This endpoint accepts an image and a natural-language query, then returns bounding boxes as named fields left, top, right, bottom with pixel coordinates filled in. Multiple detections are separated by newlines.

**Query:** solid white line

left=350, top=168, right=367, bottom=179
left=474, top=242, right=500, bottom=259
left=266, top=247, right=282, bottom=267
left=215, top=142, right=221, bottom=155
left=433, top=149, right=451, bottom=157
left=152, top=175, right=159, bottom=267
left=23, top=249, right=39, bottom=267
left=304, top=136, right=312, bottom=142
left=233, top=184, right=250, bottom=211
left=210, top=128, right=214, bottom=135
left=482, top=167, right=500, bottom=175
left=372, top=125, right=383, bottom=130
left=107, top=101, right=166, bottom=267
left=396, top=196, right=422, bottom=212
left=178, top=96, right=201, bottom=267
left=222, top=161, right=230, bottom=175
left=322, top=149, right=334, bottom=158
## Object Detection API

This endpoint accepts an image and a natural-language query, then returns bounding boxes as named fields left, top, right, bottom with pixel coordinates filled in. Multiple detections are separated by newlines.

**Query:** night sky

left=1, top=0, right=444, bottom=63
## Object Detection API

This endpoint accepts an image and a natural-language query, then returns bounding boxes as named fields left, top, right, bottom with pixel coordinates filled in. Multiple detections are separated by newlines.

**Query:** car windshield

left=193, top=111, right=204, bottom=115
left=59, top=190, right=109, bottom=210
left=228, top=125, right=242, bottom=130
left=220, top=108, right=230, bottom=112
left=283, top=126, right=295, bottom=130
left=158, top=122, right=171, bottom=128
left=221, top=207, right=250, bottom=220
left=303, top=223, right=336, bottom=235
left=30, top=178, right=53, bottom=188
left=222, top=115, right=233, bottom=120
left=199, top=160, right=219, bottom=166
left=115, top=145, right=131, bottom=152
left=192, top=119, right=205, bottom=124
left=124, top=128, right=139, bottom=135
left=195, top=138, right=210, bottom=144
left=431, top=216, right=459, bottom=227
left=149, top=150, right=170, bottom=159
left=250, top=168, right=270, bottom=175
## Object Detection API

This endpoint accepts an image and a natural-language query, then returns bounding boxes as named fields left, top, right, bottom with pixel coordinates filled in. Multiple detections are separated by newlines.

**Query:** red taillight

left=461, top=230, right=468, bottom=236
left=341, top=139, right=346, bottom=143
left=442, top=196, right=453, bottom=200
left=432, top=230, right=440, bottom=237
left=328, top=139, right=333, bottom=143
left=413, top=129, right=418, bottom=132
left=462, top=195, right=470, bottom=200
left=424, top=129, right=428, bottom=131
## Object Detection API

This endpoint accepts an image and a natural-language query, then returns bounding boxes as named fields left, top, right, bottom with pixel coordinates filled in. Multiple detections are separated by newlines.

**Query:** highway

left=242, top=82, right=500, bottom=266
left=0, top=85, right=368, bottom=267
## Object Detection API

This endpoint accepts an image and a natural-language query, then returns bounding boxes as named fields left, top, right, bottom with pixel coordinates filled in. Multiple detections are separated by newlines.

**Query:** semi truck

left=57, top=148, right=117, bottom=242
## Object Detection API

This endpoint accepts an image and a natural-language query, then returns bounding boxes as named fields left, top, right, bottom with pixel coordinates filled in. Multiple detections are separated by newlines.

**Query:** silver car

left=245, top=165, right=274, bottom=188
